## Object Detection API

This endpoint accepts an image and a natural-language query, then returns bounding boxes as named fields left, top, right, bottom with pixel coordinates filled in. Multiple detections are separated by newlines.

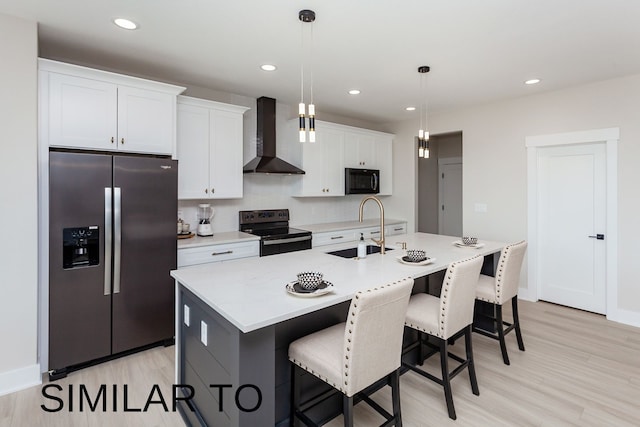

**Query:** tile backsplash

left=178, top=176, right=386, bottom=232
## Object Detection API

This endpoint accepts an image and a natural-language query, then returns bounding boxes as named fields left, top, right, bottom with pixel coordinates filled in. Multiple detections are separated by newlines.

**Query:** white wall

left=0, top=13, right=40, bottom=394
left=389, top=73, right=640, bottom=318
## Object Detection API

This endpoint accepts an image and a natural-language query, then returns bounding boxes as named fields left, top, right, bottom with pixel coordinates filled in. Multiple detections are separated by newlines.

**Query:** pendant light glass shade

left=298, top=10, right=317, bottom=143
left=416, top=66, right=430, bottom=158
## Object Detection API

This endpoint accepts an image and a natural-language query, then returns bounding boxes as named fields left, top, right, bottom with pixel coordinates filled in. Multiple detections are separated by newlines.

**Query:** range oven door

left=345, top=168, right=379, bottom=194
left=260, top=234, right=312, bottom=256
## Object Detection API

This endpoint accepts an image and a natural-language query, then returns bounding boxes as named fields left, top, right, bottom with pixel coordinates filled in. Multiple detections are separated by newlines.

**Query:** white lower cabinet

left=178, top=241, right=259, bottom=268
left=312, top=222, right=406, bottom=247
left=386, top=223, right=407, bottom=236
left=312, top=230, right=356, bottom=247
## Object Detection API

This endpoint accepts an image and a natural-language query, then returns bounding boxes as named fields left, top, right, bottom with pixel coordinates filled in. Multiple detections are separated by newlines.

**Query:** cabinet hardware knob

left=211, top=188, right=215, bottom=193
left=121, top=138, right=124, bottom=144
left=205, top=189, right=208, bottom=194
left=111, top=137, right=114, bottom=144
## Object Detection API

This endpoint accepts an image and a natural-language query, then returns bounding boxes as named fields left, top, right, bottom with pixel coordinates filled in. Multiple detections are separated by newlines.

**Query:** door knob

left=588, top=234, right=605, bottom=240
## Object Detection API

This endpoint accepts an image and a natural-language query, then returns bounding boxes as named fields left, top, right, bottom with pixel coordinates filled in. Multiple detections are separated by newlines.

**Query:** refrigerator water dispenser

left=63, top=226, right=99, bottom=269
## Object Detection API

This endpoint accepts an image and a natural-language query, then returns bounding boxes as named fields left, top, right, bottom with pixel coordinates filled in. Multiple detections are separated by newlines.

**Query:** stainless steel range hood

left=243, top=96, right=305, bottom=175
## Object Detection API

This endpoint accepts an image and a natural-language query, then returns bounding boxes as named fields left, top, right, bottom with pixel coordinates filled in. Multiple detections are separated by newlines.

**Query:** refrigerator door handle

left=114, top=187, right=122, bottom=294
left=104, top=188, right=112, bottom=296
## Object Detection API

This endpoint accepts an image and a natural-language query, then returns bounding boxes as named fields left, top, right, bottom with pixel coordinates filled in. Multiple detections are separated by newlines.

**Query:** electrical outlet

left=184, top=304, right=190, bottom=326
left=200, top=321, right=208, bottom=346
left=474, top=203, right=488, bottom=213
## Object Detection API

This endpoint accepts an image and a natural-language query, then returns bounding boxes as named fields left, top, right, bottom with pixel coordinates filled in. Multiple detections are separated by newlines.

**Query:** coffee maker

left=196, top=204, right=214, bottom=236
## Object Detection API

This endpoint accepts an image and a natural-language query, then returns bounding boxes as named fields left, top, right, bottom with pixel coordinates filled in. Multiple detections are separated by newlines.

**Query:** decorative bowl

left=406, top=249, right=427, bottom=262
left=297, top=271, right=324, bottom=290
left=462, top=236, right=478, bottom=245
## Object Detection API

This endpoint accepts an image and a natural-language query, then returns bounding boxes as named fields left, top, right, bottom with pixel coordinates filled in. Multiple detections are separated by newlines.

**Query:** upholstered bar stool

left=403, top=255, right=483, bottom=420
left=288, top=277, right=414, bottom=427
left=474, top=240, right=528, bottom=365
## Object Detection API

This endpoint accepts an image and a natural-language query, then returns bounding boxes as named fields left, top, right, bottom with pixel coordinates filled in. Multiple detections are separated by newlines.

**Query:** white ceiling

left=2, top=0, right=640, bottom=123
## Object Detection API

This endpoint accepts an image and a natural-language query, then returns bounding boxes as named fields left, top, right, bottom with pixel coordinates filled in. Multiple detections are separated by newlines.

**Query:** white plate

left=396, top=256, right=436, bottom=266
left=452, top=241, right=485, bottom=249
left=285, top=281, right=334, bottom=298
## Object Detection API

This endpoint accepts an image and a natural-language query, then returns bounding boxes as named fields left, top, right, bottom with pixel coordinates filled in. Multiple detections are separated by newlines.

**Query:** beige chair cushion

left=475, top=274, right=497, bottom=304
left=475, top=240, right=527, bottom=305
left=405, top=255, right=483, bottom=340
left=405, top=293, right=440, bottom=336
left=289, top=277, right=414, bottom=397
left=289, top=323, right=345, bottom=391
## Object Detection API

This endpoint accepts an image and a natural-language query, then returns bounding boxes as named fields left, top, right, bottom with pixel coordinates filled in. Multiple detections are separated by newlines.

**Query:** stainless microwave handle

left=372, top=173, right=378, bottom=191
left=262, top=235, right=312, bottom=245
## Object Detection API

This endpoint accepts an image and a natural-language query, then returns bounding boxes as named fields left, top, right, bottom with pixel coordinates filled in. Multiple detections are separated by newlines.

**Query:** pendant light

left=298, top=9, right=316, bottom=143
left=416, top=66, right=430, bottom=158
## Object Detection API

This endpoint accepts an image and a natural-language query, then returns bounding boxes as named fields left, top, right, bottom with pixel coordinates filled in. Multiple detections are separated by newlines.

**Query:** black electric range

left=239, top=209, right=312, bottom=256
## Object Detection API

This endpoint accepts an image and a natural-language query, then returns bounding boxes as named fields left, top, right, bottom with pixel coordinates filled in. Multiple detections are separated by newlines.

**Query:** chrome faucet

left=358, top=196, right=386, bottom=254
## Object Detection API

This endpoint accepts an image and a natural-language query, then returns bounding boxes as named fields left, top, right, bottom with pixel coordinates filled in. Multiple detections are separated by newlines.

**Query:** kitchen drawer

left=359, top=226, right=383, bottom=240
left=312, top=230, right=356, bottom=247
left=178, top=240, right=259, bottom=267
left=386, top=223, right=407, bottom=236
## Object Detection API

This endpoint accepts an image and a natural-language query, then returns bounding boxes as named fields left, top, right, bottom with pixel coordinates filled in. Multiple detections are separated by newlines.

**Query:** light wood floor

left=2, top=300, right=640, bottom=426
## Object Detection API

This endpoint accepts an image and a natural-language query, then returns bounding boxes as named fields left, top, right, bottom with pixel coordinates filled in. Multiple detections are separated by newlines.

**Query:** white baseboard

left=607, top=308, right=640, bottom=329
left=517, top=287, right=536, bottom=302
left=0, top=363, right=41, bottom=397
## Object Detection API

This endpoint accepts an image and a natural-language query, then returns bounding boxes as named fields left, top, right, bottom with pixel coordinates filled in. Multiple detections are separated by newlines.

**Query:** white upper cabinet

left=177, top=96, right=249, bottom=199
left=344, top=131, right=376, bottom=168
left=39, top=59, right=185, bottom=155
left=292, top=119, right=394, bottom=197
left=292, top=120, right=345, bottom=197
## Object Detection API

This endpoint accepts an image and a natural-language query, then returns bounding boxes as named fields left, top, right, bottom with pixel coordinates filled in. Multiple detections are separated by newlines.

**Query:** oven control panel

left=239, top=209, right=289, bottom=225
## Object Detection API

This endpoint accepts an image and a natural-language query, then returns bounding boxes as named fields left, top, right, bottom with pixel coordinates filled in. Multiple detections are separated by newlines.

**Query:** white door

left=177, top=103, right=210, bottom=199
left=537, top=143, right=606, bottom=314
left=438, top=162, right=463, bottom=237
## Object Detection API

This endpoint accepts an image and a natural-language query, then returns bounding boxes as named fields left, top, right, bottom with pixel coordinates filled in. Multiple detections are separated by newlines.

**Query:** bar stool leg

left=390, top=370, right=402, bottom=427
left=440, top=339, right=456, bottom=420
left=464, top=325, right=480, bottom=396
left=496, top=304, right=510, bottom=365
left=343, top=395, right=354, bottom=427
left=290, top=364, right=300, bottom=426
left=512, top=296, right=526, bottom=351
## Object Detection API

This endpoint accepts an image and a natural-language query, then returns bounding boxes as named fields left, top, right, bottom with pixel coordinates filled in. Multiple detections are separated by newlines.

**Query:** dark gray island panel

left=178, top=286, right=275, bottom=426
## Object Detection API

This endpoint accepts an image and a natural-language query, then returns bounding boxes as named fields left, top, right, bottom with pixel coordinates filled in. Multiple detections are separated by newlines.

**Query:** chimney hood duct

left=243, top=96, right=305, bottom=174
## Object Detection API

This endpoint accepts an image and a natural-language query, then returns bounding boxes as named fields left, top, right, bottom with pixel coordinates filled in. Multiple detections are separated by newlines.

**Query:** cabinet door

left=376, top=135, right=393, bottom=195
left=209, top=109, right=244, bottom=199
left=177, top=103, right=211, bottom=199
left=298, top=126, right=344, bottom=196
left=117, top=86, right=174, bottom=154
left=344, top=131, right=376, bottom=168
left=48, top=73, right=117, bottom=150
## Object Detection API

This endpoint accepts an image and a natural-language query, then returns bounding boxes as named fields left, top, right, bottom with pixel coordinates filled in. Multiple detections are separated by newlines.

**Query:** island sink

left=326, top=244, right=393, bottom=258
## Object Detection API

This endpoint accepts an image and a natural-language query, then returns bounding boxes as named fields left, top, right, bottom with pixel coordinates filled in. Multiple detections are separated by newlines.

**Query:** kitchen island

left=170, top=232, right=506, bottom=427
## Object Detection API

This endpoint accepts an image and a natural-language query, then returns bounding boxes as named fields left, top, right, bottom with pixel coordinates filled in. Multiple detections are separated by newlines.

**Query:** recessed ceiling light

left=113, top=18, right=138, bottom=30
left=261, top=64, right=277, bottom=71
left=525, top=78, right=541, bottom=85
left=405, top=106, right=416, bottom=111
left=348, top=89, right=361, bottom=95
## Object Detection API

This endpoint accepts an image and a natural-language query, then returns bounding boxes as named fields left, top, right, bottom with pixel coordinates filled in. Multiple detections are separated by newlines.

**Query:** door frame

left=525, top=128, right=618, bottom=319
left=438, top=156, right=462, bottom=235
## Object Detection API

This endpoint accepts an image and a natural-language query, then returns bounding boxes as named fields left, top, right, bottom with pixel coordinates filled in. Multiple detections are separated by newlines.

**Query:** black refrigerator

left=48, top=151, right=177, bottom=378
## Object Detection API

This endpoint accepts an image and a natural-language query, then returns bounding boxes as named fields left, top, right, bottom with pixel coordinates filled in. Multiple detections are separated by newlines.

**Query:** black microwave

left=345, top=168, right=380, bottom=194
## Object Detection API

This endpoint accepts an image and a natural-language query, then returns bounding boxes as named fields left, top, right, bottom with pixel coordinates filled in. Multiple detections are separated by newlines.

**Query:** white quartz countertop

left=171, top=232, right=505, bottom=333
left=177, top=231, right=259, bottom=249
left=295, top=218, right=405, bottom=233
